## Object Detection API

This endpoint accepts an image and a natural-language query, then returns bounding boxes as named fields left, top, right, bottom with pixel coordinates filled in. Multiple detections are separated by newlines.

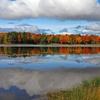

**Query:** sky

left=0, top=0, right=100, bottom=34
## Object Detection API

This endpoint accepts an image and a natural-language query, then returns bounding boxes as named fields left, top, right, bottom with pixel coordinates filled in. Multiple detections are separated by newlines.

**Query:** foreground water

left=0, top=47, right=100, bottom=100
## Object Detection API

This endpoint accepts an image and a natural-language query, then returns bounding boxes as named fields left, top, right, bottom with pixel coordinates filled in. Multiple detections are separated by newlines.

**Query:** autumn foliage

left=0, top=32, right=100, bottom=44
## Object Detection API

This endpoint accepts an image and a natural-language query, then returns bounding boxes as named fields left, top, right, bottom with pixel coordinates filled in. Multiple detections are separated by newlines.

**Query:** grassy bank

left=47, top=77, right=100, bottom=100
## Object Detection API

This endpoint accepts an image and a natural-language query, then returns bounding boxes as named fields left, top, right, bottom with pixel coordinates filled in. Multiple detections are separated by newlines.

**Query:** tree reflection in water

left=0, top=47, right=99, bottom=57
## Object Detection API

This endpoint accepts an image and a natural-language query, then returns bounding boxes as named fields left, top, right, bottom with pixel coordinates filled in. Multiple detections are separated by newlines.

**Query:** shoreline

left=0, top=44, right=100, bottom=47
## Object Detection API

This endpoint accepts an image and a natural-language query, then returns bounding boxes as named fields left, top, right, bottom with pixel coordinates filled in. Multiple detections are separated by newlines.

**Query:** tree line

left=0, top=32, right=100, bottom=44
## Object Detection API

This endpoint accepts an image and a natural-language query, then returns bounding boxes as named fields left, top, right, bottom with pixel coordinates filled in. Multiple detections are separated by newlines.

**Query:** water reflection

left=0, top=68, right=100, bottom=97
left=0, top=47, right=100, bottom=69
left=0, top=47, right=100, bottom=99
left=0, top=47, right=100, bottom=57
left=0, top=86, right=41, bottom=100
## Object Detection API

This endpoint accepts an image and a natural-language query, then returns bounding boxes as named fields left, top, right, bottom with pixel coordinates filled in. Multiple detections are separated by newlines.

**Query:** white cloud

left=15, top=24, right=39, bottom=32
left=0, top=0, right=100, bottom=20
left=84, top=23, right=100, bottom=34
left=72, top=23, right=100, bottom=34
left=0, top=24, right=39, bottom=32
left=85, top=23, right=100, bottom=31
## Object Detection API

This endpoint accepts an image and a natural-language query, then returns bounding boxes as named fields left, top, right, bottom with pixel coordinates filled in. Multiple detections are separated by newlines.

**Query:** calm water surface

left=0, top=47, right=100, bottom=100
left=0, top=47, right=100, bottom=69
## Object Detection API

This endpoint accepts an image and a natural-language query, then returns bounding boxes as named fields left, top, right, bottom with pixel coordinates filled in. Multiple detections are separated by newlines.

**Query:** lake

left=0, top=47, right=100, bottom=69
left=0, top=47, right=100, bottom=100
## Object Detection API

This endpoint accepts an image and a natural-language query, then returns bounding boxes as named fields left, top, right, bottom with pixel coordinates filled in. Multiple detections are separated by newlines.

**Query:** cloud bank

left=0, top=24, right=39, bottom=32
left=84, top=23, right=100, bottom=34
left=0, top=0, right=100, bottom=20
left=73, top=23, right=100, bottom=34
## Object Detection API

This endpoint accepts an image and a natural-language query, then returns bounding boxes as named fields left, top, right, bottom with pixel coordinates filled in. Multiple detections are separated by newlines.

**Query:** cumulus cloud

left=15, top=24, right=39, bottom=32
left=84, top=23, right=100, bottom=34
left=73, top=23, right=100, bottom=34
left=0, top=24, right=39, bottom=32
left=0, top=0, right=100, bottom=20
left=0, top=24, right=55, bottom=34
left=59, top=28, right=68, bottom=33
left=85, top=23, right=100, bottom=31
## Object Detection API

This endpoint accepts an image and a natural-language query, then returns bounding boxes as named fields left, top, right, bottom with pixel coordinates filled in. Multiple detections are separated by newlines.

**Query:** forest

left=0, top=32, right=100, bottom=44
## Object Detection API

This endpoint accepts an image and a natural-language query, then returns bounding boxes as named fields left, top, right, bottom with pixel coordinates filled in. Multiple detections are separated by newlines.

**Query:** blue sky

left=0, top=18, right=88, bottom=30
left=0, top=18, right=91, bottom=34
left=0, top=0, right=100, bottom=34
